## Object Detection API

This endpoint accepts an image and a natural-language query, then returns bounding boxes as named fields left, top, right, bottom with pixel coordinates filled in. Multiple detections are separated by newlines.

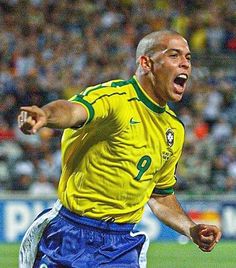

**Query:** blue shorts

left=19, top=201, right=149, bottom=268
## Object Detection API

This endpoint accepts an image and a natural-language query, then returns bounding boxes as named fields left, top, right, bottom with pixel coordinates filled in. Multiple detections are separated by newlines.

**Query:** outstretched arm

left=18, top=100, right=88, bottom=135
left=148, top=194, right=221, bottom=252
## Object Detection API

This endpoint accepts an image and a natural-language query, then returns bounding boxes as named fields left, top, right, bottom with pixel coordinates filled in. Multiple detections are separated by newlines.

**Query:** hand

left=190, top=224, right=222, bottom=252
left=18, top=106, right=47, bottom=135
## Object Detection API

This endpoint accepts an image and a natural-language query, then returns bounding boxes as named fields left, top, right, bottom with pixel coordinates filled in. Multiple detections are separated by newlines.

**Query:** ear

left=139, top=55, right=152, bottom=73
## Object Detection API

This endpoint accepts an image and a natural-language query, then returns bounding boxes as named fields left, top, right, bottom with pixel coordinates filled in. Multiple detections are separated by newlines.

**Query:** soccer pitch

left=0, top=241, right=235, bottom=267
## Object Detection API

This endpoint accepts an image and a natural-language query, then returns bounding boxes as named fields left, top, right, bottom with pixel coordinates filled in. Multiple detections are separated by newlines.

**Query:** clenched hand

left=190, top=224, right=221, bottom=252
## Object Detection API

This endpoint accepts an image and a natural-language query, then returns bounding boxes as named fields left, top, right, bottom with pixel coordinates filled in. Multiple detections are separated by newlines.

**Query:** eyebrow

left=165, top=48, right=191, bottom=56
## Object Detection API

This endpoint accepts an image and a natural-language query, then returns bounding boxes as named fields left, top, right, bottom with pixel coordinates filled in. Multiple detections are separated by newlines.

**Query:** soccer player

left=18, top=30, right=221, bottom=268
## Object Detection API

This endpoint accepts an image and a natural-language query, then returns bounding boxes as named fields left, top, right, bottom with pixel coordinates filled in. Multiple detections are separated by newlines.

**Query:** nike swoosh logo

left=130, top=118, right=140, bottom=125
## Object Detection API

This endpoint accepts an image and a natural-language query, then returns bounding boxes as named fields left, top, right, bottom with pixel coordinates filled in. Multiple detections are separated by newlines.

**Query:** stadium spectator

left=12, top=174, right=32, bottom=192
left=28, top=172, right=56, bottom=196
left=0, top=155, right=10, bottom=190
left=211, top=117, right=233, bottom=142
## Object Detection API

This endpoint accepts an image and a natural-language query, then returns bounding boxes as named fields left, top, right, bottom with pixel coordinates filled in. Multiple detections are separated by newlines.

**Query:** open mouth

left=174, top=74, right=188, bottom=88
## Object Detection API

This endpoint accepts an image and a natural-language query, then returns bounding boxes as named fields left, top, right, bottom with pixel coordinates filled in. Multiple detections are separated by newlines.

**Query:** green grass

left=0, top=241, right=236, bottom=267
left=0, top=243, right=19, bottom=267
left=147, top=241, right=236, bottom=268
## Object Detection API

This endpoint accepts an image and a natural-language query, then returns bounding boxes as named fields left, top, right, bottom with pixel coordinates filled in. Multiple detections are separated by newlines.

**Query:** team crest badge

left=166, top=129, right=174, bottom=147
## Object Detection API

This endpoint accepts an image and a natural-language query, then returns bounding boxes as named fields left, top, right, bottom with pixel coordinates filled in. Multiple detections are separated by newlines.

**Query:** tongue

left=174, top=77, right=185, bottom=87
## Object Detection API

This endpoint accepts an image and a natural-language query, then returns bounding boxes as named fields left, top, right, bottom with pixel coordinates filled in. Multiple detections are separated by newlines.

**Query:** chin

left=171, top=94, right=183, bottom=103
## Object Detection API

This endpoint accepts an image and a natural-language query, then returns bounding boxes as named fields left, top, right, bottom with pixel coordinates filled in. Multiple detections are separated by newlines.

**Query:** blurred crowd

left=0, top=0, right=236, bottom=195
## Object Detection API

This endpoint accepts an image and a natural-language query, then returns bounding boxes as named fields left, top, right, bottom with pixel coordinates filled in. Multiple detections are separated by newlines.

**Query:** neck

left=135, top=70, right=166, bottom=107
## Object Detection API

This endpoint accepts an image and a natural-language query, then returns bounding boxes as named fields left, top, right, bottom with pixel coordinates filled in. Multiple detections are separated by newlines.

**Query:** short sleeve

left=69, top=84, right=129, bottom=131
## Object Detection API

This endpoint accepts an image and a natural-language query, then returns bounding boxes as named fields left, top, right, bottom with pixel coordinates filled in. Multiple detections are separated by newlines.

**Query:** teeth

left=177, top=74, right=188, bottom=80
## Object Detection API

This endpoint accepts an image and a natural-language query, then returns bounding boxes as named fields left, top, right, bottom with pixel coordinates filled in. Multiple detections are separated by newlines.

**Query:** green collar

left=130, top=76, right=166, bottom=114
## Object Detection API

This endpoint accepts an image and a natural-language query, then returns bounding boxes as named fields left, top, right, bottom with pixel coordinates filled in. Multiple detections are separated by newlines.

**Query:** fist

left=190, top=224, right=222, bottom=252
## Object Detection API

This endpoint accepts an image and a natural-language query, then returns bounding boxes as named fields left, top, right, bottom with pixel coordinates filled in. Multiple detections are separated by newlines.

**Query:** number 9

left=134, top=155, right=152, bottom=181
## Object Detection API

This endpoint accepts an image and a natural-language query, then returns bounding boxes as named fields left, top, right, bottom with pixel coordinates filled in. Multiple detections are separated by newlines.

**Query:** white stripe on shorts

left=19, top=200, right=62, bottom=268
left=130, top=231, right=149, bottom=268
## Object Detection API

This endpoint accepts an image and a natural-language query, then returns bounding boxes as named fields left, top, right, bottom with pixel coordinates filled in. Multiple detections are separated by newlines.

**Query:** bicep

left=70, top=102, right=88, bottom=128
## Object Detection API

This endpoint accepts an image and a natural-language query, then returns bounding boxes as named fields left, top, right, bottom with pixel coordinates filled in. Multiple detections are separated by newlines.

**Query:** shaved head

left=135, top=30, right=183, bottom=63
left=134, top=29, right=191, bottom=105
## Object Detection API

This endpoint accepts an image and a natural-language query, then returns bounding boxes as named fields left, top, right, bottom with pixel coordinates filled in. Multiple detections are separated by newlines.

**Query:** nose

left=179, top=56, right=191, bottom=69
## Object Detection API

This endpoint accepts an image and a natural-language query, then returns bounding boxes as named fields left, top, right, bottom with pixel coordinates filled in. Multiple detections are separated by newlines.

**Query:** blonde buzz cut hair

left=135, top=30, right=181, bottom=64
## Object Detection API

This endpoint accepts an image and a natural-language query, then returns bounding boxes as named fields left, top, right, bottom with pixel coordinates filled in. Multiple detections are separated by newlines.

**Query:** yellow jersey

left=58, top=76, right=185, bottom=223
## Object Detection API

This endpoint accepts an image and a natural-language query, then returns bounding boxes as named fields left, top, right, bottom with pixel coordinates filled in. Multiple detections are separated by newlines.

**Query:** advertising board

left=0, top=198, right=235, bottom=243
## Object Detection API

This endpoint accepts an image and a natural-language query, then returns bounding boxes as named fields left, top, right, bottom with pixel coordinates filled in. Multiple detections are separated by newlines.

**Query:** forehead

left=159, top=35, right=190, bottom=53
